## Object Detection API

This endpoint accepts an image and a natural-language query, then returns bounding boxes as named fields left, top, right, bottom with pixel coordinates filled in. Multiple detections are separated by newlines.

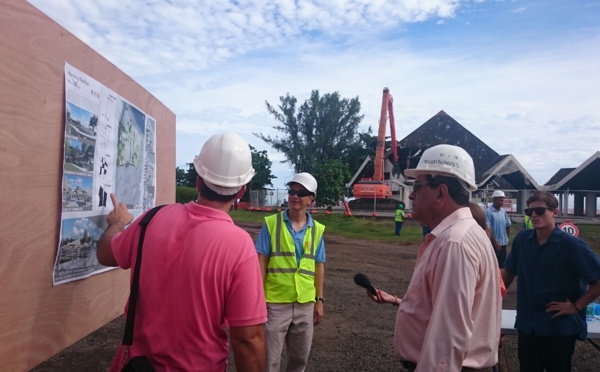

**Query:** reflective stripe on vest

left=264, top=212, right=325, bottom=303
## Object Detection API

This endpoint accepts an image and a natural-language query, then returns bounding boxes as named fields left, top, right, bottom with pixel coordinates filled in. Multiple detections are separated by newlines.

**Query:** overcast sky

left=30, top=0, right=600, bottom=189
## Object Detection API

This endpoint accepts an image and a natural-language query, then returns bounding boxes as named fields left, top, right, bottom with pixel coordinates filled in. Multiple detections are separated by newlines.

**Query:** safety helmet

left=398, top=202, right=405, bottom=210
left=404, top=144, right=477, bottom=192
left=491, top=190, right=506, bottom=198
left=287, top=172, right=318, bottom=196
left=193, top=132, right=255, bottom=195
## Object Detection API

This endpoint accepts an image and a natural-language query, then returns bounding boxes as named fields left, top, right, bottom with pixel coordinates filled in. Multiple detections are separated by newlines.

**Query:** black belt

left=400, top=361, right=493, bottom=372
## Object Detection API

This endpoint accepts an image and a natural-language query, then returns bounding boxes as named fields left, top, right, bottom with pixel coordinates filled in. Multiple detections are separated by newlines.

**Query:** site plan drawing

left=53, top=63, right=157, bottom=285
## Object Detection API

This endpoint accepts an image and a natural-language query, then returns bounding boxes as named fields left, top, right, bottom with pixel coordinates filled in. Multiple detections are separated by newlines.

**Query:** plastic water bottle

left=594, top=298, right=600, bottom=320
left=586, top=303, right=595, bottom=321
left=595, top=303, right=600, bottom=320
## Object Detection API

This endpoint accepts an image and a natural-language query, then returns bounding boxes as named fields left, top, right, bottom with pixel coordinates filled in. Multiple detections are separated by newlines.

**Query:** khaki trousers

left=264, top=302, right=314, bottom=372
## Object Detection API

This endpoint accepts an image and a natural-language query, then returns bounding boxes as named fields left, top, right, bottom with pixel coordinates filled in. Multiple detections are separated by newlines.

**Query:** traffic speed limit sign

left=559, top=221, right=579, bottom=237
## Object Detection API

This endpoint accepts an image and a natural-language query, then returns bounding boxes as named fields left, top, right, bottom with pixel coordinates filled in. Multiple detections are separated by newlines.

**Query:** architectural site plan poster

left=53, top=63, right=157, bottom=285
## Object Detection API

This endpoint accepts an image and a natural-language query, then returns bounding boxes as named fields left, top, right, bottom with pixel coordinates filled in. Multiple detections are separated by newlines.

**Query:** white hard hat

left=404, top=144, right=478, bottom=192
left=287, top=173, right=318, bottom=196
left=193, top=132, right=255, bottom=195
left=492, top=190, right=506, bottom=198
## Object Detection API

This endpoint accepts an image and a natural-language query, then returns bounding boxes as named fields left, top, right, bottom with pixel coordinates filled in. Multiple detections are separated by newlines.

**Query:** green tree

left=249, top=145, right=275, bottom=190
left=346, top=129, right=376, bottom=176
left=314, top=159, right=351, bottom=206
left=256, top=90, right=366, bottom=175
left=176, top=166, right=187, bottom=186
left=185, top=163, right=197, bottom=187
left=174, top=163, right=197, bottom=187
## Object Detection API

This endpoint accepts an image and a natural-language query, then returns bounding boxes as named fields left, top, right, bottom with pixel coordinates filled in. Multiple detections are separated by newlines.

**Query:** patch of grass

left=230, top=210, right=425, bottom=244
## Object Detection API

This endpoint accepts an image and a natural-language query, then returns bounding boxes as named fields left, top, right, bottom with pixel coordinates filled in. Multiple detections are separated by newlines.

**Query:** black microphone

left=354, top=273, right=377, bottom=295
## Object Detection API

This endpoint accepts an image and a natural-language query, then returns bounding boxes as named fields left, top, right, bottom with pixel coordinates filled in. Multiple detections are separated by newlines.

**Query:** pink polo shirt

left=110, top=202, right=267, bottom=372
left=395, top=207, right=501, bottom=371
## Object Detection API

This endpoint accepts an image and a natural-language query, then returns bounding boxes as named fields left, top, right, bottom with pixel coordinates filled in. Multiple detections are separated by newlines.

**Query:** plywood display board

left=0, top=1, right=176, bottom=370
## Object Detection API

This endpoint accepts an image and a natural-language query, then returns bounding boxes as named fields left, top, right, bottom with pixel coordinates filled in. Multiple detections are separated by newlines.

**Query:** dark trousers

left=395, top=222, right=403, bottom=235
left=495, top=245, right=507, bottom=268
left=517, top=332, right=577, bottom=372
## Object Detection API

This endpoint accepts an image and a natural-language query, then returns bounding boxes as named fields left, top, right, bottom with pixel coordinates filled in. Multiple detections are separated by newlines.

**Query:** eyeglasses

left=288, top=189, right=312, bottom=197
left=412, top=182, right=439, bottom=192
left=524, top=207, right=554, bottom=216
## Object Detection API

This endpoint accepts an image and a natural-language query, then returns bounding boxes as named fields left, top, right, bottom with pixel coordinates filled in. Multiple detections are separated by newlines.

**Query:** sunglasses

left=288, top=189, right=313, bottom=197
left=412, top=182, right=440, bottom=192
left=524, top=207, right=554, bottom=216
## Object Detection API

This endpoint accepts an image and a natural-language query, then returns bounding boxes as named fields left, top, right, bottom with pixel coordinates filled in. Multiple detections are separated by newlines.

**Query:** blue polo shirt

left=504, top=227, right=600, bottom=339
left=255, top=210, right=326, bottom=265
left=485, top=206, right=511, bottom=246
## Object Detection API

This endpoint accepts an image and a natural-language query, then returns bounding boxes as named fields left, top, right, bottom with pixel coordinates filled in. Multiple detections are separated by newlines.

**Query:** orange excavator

left=352, top=87, right=398, bottom=201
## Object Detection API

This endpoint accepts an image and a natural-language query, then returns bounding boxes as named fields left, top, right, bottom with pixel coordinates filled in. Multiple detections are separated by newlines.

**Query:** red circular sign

left=559, top=221, right=579, bottom=237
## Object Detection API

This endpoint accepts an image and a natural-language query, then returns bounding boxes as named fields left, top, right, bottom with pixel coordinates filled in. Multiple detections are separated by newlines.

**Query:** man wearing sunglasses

left=255, top=172, right=326, bottom=372
left=502, top=191, right=600, bottom=372
left=368, top=144, right=501, bottom=371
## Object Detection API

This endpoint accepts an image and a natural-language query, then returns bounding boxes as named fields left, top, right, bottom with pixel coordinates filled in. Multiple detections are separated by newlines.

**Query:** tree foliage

left=346, top=129, right=376, bottom=176
left=249, top=145, right=275, bottom=190
left=176, top=185, right=197, bottom=203
left=175, top=163, right=197, bottom=187
left=256, top=90, right=367, bottom=175
left=313, top=159, right=351, bottom=207
left=175, top=166, right=188, bottom=186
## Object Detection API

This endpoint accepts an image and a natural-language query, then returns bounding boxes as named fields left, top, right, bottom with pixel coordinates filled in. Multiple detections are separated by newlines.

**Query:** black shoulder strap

left=122, top=205, right=166, bottom=346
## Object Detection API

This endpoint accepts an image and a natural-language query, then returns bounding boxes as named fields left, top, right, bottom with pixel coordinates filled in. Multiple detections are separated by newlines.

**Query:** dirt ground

left=32, top=223, right=600, bottom=371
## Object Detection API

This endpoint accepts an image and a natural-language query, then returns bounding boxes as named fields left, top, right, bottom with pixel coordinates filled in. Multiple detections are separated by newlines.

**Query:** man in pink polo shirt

left=97, top=132, right=267, bottom=372
left=368, top=144, right=501, bottom=372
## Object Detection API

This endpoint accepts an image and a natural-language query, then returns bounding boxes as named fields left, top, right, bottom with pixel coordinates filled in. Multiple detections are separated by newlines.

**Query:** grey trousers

left=264, top=302, right=315, bottom=372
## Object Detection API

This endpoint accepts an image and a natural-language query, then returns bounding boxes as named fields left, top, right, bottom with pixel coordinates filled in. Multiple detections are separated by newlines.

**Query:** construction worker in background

left=97, top=132, right=267, bottom=372
left=485, top=190, right=511, bottom=268
left=255, top=172, right=326, bottom=372
left=367, top=144, right=501, bottom=371
left=395, top=202, right=405, bottom=235
left=523, top=214, right=533, bottom=229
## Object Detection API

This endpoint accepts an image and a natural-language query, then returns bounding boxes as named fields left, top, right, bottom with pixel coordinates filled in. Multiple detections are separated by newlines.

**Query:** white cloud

left=29, top=0, right=600, bottom=189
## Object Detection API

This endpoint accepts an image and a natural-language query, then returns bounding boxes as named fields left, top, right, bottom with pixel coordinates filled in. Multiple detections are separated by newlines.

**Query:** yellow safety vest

left=264, top=212, right=325, bottom=303
left=395, top=209, right=404, bottom=222
left=524, top=215, right=533, bottom=229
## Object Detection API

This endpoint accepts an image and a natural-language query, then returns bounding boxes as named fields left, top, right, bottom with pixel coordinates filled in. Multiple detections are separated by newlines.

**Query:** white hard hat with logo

left=193, top=132, right=255, bottom=195
left=492, top=190, right=506, bottom=198
left=287, top=172, right=318, bottom=196
left=404, top=144, right=478, bottom=192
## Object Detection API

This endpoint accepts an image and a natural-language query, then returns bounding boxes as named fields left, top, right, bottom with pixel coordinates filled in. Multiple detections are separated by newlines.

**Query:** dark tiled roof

left=552, top=157, right=600, bottom=190
left=392, top=110, right=499, bottom=178
left=545, top=168, right=575, bottom=186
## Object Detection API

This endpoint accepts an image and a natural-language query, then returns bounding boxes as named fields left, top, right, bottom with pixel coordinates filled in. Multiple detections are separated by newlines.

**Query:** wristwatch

left=315, top=296, right=325, bottom=303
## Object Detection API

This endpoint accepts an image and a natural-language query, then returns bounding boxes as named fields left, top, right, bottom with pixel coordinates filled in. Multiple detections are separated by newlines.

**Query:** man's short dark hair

left=200, top=181, right=239, bottom=203
left=527, top=191, right=558, bottom=209
left=426, top=175, right=470, bottom=206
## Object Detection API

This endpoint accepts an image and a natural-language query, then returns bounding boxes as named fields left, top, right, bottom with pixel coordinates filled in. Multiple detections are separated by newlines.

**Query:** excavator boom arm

left=373, top=88, right=390, bottom=182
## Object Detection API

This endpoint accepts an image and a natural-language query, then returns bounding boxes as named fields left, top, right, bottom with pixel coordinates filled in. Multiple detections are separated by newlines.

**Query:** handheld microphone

left=354, top=273, right=377, bottom=295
